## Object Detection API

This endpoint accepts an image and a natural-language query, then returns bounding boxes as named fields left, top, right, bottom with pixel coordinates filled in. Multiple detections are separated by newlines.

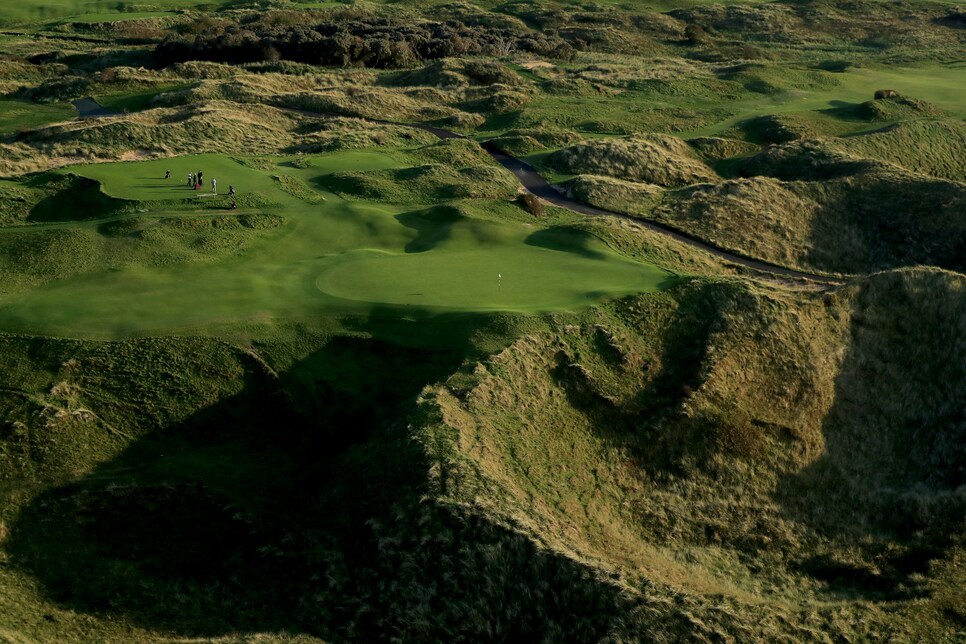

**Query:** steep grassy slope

left=546, top=134, right=719, bottom=187
left=0, top=313, right=655, bottom=641
left=415, top=268, right=966, bottom=640
left=826, top=119, right=966, bottom=182
left=650, top=166, right=966, bottom=275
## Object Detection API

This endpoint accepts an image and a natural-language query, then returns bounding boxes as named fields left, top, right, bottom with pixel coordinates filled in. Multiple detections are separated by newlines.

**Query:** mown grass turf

left=0, top=1, right=223, bottom=25
left=0, top=99, right=75, bottom=135
left=0, top=152, right=670, bottom=336
left=63, top=153, right=287, bottom=202
left=491, top=61, right=966, bottom=142
left=95, top=84, right=192, bottom=114
left=55, top=10, right=175, bottom=23
left=683, top=62, right=966, bottom=138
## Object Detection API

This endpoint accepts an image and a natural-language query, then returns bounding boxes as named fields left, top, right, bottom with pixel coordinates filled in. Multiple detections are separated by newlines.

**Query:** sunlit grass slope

left=415, top=267, right=966, bottom=640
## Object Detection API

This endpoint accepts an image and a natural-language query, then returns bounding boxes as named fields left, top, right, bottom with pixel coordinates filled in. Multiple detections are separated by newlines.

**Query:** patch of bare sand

left=519, top=60, right=554, bottom=70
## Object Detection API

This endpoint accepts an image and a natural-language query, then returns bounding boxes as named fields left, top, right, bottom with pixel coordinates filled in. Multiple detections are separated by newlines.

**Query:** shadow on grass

left=7, top=311, right=633, bottom=640
left=775, top=272, right=966, bottom=601
left=804, top=172, right=966, bottom=275
left=28, top=174, right=127, bottom=223
left=395, top=204, right=463, bottom=253
left=524, top=225, right=607, bottom=259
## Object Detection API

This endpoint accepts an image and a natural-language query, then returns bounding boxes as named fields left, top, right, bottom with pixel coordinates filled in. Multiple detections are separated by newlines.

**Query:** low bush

left=515, top=191, right=543, bottom=216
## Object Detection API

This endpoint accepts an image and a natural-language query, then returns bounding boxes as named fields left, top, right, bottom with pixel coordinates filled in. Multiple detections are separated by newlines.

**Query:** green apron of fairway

left=0, top=153, right=671, bottom=337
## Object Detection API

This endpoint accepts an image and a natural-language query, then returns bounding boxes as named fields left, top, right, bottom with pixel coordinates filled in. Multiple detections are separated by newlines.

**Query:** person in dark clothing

left=228, top=185, right=235, bottom=197
left=230, top=198, right=237, bottom=210
left=165, top=170, right=170, bottom=179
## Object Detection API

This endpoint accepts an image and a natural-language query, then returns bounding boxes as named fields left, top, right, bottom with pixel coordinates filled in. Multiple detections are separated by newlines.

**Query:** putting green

left=64, top=152, right=406, bottom=202
left=0, top=152, right=672, bottom=337
left=67, top=154, right=279, bottom=201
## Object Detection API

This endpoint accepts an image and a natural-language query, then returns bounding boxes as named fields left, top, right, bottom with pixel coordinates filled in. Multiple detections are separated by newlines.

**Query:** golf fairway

left=0, top=153, right=672, bottom=337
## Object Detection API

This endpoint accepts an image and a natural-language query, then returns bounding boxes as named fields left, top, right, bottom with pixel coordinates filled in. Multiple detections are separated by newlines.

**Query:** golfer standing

left=188, top=172, right=193, bottom=186
left=211, top=178, right=217, bottom=194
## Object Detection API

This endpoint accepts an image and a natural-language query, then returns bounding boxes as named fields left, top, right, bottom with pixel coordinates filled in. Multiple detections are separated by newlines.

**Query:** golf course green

left=0, top=99, right=76, bottom=135
left=0, top=152, right=671, bottom=336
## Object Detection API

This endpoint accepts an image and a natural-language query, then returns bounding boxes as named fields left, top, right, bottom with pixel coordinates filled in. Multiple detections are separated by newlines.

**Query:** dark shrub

left=684, top=23, right=706, bottom=45
left=516, top=192, right=544, bottom=216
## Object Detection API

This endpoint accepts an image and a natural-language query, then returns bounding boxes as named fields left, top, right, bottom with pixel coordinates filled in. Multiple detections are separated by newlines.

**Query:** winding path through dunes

left=72, top=97, right=118, bottom=119
left=76, top=100, right=847, bottom=286
left=479, top=144, right=848, bottom=286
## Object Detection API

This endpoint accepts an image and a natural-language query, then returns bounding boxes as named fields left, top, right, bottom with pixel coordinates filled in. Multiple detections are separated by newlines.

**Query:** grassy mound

left=714, top=63, right=841, bottom=96
left=820, top=269, right=966, bottom=502
left=562, top=174, right=663, bottom=217
left=484, top=128, right=583, bottom=156
left=546, top=134, right=719, bottom=188
left=654, top=176, right=823, bottom=268
left=0, top=179, right=37, bottom=225
left=654, top=167, right=966, bottom=274
left=687, top=136, right=758, bottom=162
left=854, top=95, right=944, bottom=121
left=827, top=119, right=966, bottom=181
left=275, top=87, right=473, bottom=123
left=741, top=140, right=880, bottom=181
left=414, top=268, right=966, bottom=639
left=1, top=102, right=299, bottom=175
left=289, top=116, right=438, bottom=153
left=0, top=173, right=133, bottom=226
left=458, top=87, right=531, bottom=114
left=1, top=1, right=965, bottom=640
left=0, top=315, right=666, bottom=641
left=2, top=268, right=961, bottom=640
left=382, top=59, right=525, bottom=89
left=409, top=138, right=497, bottom=167
left=739, top=114, right=828, bottom=145
left=320, top=163, right=519, bottom=203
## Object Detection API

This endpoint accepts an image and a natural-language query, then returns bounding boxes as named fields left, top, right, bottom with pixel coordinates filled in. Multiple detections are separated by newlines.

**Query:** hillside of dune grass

left=2, top=269, right=964, bottom=641
left=413, top=267, right=966, bottom=640
left=556, top=116, right=966, bottom=276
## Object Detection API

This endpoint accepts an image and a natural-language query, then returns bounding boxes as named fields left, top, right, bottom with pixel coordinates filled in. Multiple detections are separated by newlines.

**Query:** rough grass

left=320, top=163, right=520, bottom=203
left=687, top=136, right=758, bottom=161
left=651, top=166, right=966, bottom=274
left=562, top=174, right=664, bottom=217
left=826, top=119, right=966, bottom=181
left=0, top=310, right=641, bottom=641
left=0, top=102, right=301, bottom=176
left=0, top=0, right=228, bottom=25
left=0, top=1, right=965, bottom=640
left=547, top=134, right=719, bottom=187
left=415, top=268, right=966, bottom=640
left=852, top=95, right=944, bottom=121
left=484, top=128, right=583, bottom=156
